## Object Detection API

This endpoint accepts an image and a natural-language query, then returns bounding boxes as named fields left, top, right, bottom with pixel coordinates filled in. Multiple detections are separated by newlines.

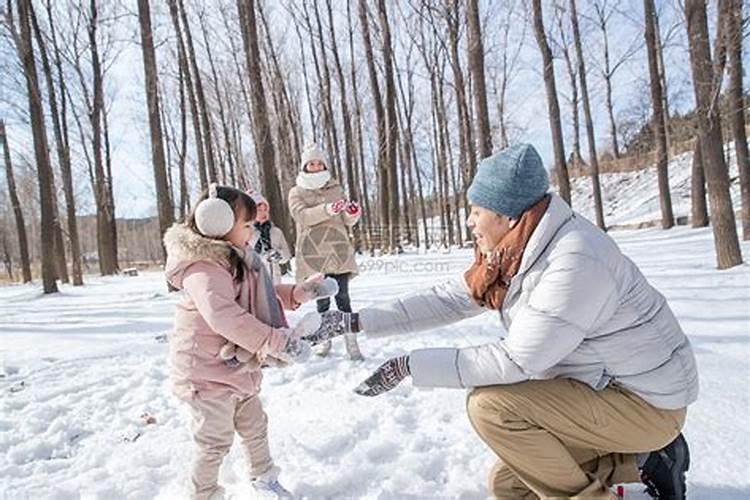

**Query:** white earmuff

left=194, top=183, right=235, bottom=238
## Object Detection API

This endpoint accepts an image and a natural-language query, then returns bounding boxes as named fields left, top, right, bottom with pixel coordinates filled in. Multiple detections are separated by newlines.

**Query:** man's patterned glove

left=354, top=355, right=411, bottom=396
left=298, top=310, right=360, bottom=346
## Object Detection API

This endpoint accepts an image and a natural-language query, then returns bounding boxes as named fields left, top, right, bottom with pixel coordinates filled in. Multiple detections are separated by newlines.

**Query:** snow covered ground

left=1, top=222, right=749, bottom=499
left=570, top=144, right=742, bottom=228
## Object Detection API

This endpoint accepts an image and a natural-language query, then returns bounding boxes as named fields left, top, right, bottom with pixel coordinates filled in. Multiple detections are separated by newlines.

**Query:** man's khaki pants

left=186, top=393, right=274, bottom=500
left=466, top=379, right=686, bottom=499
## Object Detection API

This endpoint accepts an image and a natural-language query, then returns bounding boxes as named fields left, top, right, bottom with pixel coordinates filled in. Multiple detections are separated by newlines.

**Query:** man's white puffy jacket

left=359, top=194, right=698, bottom=410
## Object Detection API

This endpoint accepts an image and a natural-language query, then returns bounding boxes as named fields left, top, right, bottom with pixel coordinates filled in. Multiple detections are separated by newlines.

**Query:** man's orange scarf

left=464, top=195, right=551, bottom=309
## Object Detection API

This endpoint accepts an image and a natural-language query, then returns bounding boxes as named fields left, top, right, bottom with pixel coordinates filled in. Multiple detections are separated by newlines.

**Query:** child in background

left=288, top=143, right=364, bottom=360
left=248, top=190, right=292, bottom=285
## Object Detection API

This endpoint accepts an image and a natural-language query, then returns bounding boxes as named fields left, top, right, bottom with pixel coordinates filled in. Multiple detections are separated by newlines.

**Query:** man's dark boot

left=640, top=433, right=690, bottom=499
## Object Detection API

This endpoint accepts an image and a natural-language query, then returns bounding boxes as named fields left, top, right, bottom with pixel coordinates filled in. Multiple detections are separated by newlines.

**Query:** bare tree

left=643, top=0, right=674, bottom=229
left=376, top=0, right=401, bottom=252
left=236, top=0, right=290, bottom=238
left=592, top=0, right=640, bottom=159
left=569, top=0, right=604, bottom=229
left=30, top=0, right=83, bottom=285
left=167, top=0, right=208, bottom=192
left=691, top=137, right=708, bottom=227
left=324, top=0, right=361, bottom=248
left=0, top=119, right=32, bottom=282
left=488, top=2, right=526, bottom=150
left=442, top=1, right=472, bottom=244
left=394, top=38, right=430, bottom=249
left=347, top=0, right=374, bottom=251
left=70, top=0, right=119, bottom=275
left=466, top=0, right=492, bottom=159
left=1, top=226, right=14, bottom=281
left=178, top=0, right=218, bottom=184
left=532, top=0, right=571, bottom=204
left=685, top=0, right=742, bottom=269
left=358, top=0, right=389, bottom=251
left=13, top=0, right=58, bottom=292
left=725, top=0, right=749, bottom=240
left=554, top=8, right=582, bottom=167
left=199, top=11, right=235, bottom=186
left=137, top=0, right=173, bottom=255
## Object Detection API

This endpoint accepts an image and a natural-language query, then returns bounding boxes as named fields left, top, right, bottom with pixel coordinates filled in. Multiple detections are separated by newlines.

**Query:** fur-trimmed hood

left=163, top=222, right=234, bottom=289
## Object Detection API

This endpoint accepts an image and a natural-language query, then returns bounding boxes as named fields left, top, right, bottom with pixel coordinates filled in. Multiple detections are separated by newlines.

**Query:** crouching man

left=299, top=144, right=698, bottom=499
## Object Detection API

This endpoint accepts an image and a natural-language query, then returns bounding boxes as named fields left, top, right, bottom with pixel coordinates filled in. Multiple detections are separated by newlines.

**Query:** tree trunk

left=51, top=181, right=69, bottom=283
left=1, top=228, right=13, bottom=281
left=593, top=2, right=623, bottom=159
left=292, top=18, right=318, bottom=144
left=358, top=0, right=389, bottom=252
left=431, top=94, right=448, bottom=248
left=178, top=0, right=218, bottom=184
left=466, top=0, right=492, bottom=159
left=87, top=0, right=117, bottom=275
left=200, top=13, right=236, bottom=192
left=325, top=0, right=360, bottom=234
left=446, top=1, right=475, bottom=212
left=33, top=0, right=83, bottom=285
left=435, top=68, right=455, bottom=247
left=177, top=60, right=189, bottom=218
left=0, top=120, right=32, bottom=283
left=167, top=0, right=208, bottom=192
left=26, top=3, right=67, bottom=284
left=570, top=0, right=605, bottom=229
left=103, top=106, right=118, bottom=271
left=138, top=0, right=174, bottom=260
left=15, top=0, right=58, bottom=292
left=644, top=0, right=674, bottom=229
left=258, top=1, right=301, bottom=212
left=298, top=2, right=334, bottom=180
left=397, top=125, right=413, bottom=245
left=347, top=0, right=373, bottom=252
left=691, top=138, right=708, bottom=227
left=726, top=0, right=750, bottom=240
left=685, top=0, right=743, bottom=269
left=396, top=55, right=429, bottom=249
left=557, top=13, right=583, bottom=168
left=376, top=0, right=401, bottom=252
left=532, top=0, right=571, bottom=205
left=236, top=0, right=290, bottom=239
left=309, top=0, right=344, bottom=187
left=653, top=11, right=671, bottom=154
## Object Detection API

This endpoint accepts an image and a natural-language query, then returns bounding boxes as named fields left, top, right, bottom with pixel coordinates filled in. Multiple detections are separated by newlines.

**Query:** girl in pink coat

left=164, top=184, right=325, bottom=500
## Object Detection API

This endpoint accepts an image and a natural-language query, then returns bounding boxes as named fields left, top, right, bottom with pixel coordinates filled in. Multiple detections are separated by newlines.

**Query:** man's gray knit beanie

left=467, top=143, right=549, bottom=218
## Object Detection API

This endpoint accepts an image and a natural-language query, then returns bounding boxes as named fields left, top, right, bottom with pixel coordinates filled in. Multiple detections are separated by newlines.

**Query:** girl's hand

left=345, top=201, right=361, bottom=216
left=277, top=336, right=311, bottom=364
left=293, top=274, right=339, bottom=304
left=325, top=199, right=347, bottom=215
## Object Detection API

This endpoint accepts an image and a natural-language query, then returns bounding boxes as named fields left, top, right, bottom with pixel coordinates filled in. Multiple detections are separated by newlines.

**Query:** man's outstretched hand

left=354, top=356, right=411, bottom=396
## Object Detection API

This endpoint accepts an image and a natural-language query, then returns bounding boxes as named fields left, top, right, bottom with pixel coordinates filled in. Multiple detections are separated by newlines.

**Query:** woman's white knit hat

left=194, top=183, right=235, bottom=237
left=246, top=186, right=268, bottom=206
left=300, top=143, right=327, bottom=171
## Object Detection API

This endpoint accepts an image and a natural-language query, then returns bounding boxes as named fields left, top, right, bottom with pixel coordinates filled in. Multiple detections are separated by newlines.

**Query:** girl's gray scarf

left=244, top=250, right=286, bottom=328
